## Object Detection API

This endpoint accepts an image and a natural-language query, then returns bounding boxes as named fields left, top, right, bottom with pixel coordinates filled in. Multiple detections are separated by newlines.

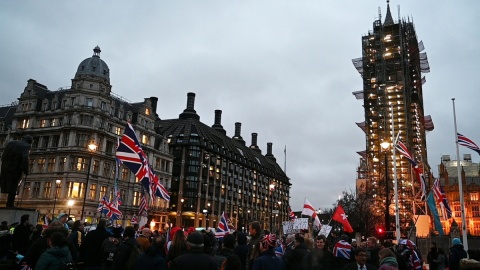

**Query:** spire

left=384, top=0, right=394, bottom=26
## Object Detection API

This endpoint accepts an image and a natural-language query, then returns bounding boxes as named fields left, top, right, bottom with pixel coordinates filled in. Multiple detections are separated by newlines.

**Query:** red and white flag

left=332, top=205, right=354, bottom=233
left=301, top=198, right=321, bottom=227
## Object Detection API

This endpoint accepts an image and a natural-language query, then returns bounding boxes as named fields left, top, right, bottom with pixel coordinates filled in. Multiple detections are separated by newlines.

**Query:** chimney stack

left=233, top=122, right=245, bottom=145
left=265, top=142, right=276, bottom=161
left=179, top=92, right=200, bottom=120
left=250, top=133, right=261, bottom=153
left=212, top=110, right=226, bottom=135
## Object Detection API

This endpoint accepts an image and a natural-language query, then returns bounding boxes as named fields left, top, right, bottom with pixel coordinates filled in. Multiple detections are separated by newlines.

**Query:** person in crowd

left=303, top=234, right=334, bottom=270
left=304, top=237, right=314, bottom=251
left=285, top=234, right=309, bottom=270
left=433, top=248, right=446, bottom=270
left=12, top=214, right=32, bottom=256
left=68, top=220, right=85, bottom=262
left=398, top=240, right=422, bottom=270
left=24, top=221, right=70, bottom=269
left=30, top=224, right=44, bottom=244
left=166, top=228, right=188, bottom=266
left=234, top=232, right=248, bottom=270
left=342, top=248, right=377, bottom=270
left=169, top=232, right=218, bottom=270
left=136, top=227, right=152, bottom=252
left=334, top=234, right=353, bottom=269
left=221, top=254, right=244, bottom=270
left=378, top=248, right=398, bottom=270
left=427, top=242, right=439, bottom=270
left=166, top=226, right=182, bottom=252
left=246, top=221, right=264, bottom=270
left=366, top=236, right=380, bottom=267
left=35, top=231, right=73, bottom=270
left=382, top=240, right=407, bottom=270
left=134, top=234, right=167, bottom=270
left=282, top=234, right=295, bottom=262
left=448, top=238, right=467, bottom=270
left=81, top=219, right=111, bottom=270
left=251, top=234, right=285, bottom=270
left=101, top=226, right=123, bottom=270
left=57, top=213, right=69, bottom=230
left=352, top=240, right=358, bottom=250
left=214, top=234, right=239, bottom=268
left=111, top=226, right=143, bottom=270
left=0, top=221, right=8, bottom=231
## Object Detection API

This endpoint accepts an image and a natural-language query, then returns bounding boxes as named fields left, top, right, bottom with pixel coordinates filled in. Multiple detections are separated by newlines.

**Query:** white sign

left=319, top=224, right=333, bottom=237
left=282, top=221, right=296, bottom=234
left=293, top=218, right=309, bottom=230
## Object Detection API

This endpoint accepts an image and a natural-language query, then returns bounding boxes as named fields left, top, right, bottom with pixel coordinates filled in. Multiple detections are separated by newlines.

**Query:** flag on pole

left=116, top=122, right=170, bottom=201
left=288, top=206, right=296, bottom=220
left=433, top=178, right=452, bottom=220
left=97, top=195, right=108, bottom=212
left=301, top=198, right=321, bottom=227
left=332, top=205, right=354, bottom=233
left=216, top=211, right=229, bottom=239
left=457, top=133, right=480, bottom=155
left=97, top=195, right=122, bottom=220
left=395, top=139, right=427, bottom=201
left=427, top=191, right=444, bottom=237
left=131, top=214, right=138, bottom=224
left=138, top=190, right=148, bottom=216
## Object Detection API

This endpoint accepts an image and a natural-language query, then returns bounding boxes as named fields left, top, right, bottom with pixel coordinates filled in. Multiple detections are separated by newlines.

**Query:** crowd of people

left=0, top=215, right=478, bottom=270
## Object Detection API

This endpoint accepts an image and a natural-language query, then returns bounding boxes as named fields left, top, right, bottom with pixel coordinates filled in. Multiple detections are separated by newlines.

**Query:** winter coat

left=285, top=243, right=309, bottom=270
left=379, top=256, right=399, bottom=270
left=169, top=248, right=218, bottom=270
left=111, top=237, right=142, bottom=270
left=81, top=226, right=111, bottom=267
left=449, top=244, right=467, bottom=270
left=234, top=242, right=248, bottom=270
left=134, top=245, right=167, bottom=270
left=302, top=248, right=334, bottom=270
left=433, top=254, right=446, bottom=270
left=252, top=249, right=286, bottom=270
left=35, top=245, right=73, bottom=270
left=247, top=231, right=265, bottom=270
left=12, top=223, right=32, bottom=255
left=214, top=247, right=236, bottom=269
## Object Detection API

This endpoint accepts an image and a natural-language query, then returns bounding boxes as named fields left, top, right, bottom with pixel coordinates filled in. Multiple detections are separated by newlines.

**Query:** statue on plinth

left=0, top=136, right=32, bottom=207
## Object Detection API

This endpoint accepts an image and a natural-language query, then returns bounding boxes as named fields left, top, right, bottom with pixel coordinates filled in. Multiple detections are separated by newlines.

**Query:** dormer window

left=86, top=98, right=93, bottom=107
left=145, top=108, right=150, bottom=115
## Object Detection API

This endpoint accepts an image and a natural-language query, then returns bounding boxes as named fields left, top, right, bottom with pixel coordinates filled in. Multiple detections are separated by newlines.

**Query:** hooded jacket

left=379, top=256, right=399, bottom=270
left=35, top=245, right=73, bottom=270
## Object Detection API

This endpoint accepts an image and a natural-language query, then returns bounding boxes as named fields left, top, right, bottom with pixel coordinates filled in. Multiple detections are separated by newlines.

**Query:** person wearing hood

left=448, top=238, right=467, bottom=270
left=35, top=231, right=73, bottom=270
left=252, top=234, right=285, bottom=270
left=378, top=248, right=398, bottom=270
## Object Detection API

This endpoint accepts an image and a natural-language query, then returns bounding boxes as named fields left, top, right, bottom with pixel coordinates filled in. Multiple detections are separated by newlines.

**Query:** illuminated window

left=47, top=158, right=56, bottom=172
left=142, top=134, right=149, bottom=144
left=40, top=119, right=47, bottom=128
left=471, top=193, right=479, bottom=201
left=19, top=118, right=30, bottom=129
left=133, top=191, right=140, bottom=206
left=145, top=108, right=150, bottom=115
left=44, top=182, right=52, bottom=198
left=115, top=127, right=121, bottom=135
left=37, top=158, right=46, bottom=172
left=68, top=182, right=83, bottom=198
left=22, top=182, right=31, bottom=198
left=73, top=157, right=87, bottom=171
left=92, top=160, right=99, bottom=174
left=59, top=157, right=66, bottom=171
left=473, top=205, right=480, bottom=217
left=121, top=168, right=129, bottom=180
left=32, top=182, right=41, bottom=197
left=89, top=184, right=97, bottom=200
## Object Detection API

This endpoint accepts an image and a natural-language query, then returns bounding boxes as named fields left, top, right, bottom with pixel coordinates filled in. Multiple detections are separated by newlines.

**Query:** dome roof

left=75, top=46, right=110, bottom=82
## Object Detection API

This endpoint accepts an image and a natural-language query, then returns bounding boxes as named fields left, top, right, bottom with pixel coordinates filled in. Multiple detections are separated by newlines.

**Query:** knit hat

left=260, top=234, right=277, bottom=249
left=452, top=238, right=462, bottom=245
left=57, top=213, right=67, bottom=219
left=187, top=232, right=204, bottom=246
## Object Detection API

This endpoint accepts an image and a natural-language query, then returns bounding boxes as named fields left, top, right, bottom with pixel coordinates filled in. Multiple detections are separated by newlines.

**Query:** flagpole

left=390, top=105, right=401, bottom=243
left=452, top=98, right=469, bottom=253
left=284, top=145, right=287, bottom=174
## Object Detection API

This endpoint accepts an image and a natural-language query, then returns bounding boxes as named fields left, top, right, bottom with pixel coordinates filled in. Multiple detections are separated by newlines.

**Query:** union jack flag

left=97, top=195, right=108, bottom=212
left=288, top=206, right=296, bottom=220
left=395, top=140, right=417, bottom=165
left=99, top=196, right=122, bottom=220
left=433, top=178, right=452, bottom=220
left=457, top=133, right=480, bottom=155
left=131, top=214, right=138, bottom=224
left=138, top=190, right=148, bottom=216
left=396, top=139, right=426, bottom=201
left=333, top=240, right=352, bottom=259
left=215, top=211, right=229, bottom=239
left=116, top=122, right=170, bottom=201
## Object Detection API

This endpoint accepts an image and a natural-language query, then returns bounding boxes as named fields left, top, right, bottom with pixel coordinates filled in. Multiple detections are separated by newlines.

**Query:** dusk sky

left=1, top=1, right=479, bottom=212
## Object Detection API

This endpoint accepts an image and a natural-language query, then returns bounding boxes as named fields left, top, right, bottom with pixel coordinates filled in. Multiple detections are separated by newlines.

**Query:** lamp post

left=52, top=179, right=62, bottom=217
left=180, top=198, right=184, bottom=227
left=80, top=141, right=97, bottom=222
left=269, top=183, right=275, bottom=232
left=68, top=200, right=74, bottom=218
left=381, top=141, right=390, bottom=231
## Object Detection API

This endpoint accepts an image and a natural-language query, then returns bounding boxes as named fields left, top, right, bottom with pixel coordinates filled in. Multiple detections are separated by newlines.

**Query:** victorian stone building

left=0, top=47, right=173, bottom=230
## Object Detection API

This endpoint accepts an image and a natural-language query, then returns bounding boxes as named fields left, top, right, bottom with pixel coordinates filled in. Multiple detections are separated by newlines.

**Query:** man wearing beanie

left=170, top=232, right=217, bottom=270
left=252, top=234, right=286, bottom=270
left=449, top=238, right=467, bottom=270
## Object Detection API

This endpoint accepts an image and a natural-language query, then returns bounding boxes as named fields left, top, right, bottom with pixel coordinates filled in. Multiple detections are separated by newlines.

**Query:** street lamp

left=52, top=179, right=62, bottom=217
left=269, top=183, right=275, bottom=232
left=381, top=141, right=390, bottom=231
left=80, top=141, right=97, bottom=222
left=68, top=200, right=74, bottom=218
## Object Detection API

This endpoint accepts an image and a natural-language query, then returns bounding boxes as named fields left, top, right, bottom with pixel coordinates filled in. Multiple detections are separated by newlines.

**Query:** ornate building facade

left=0, top=47, right=173, bottom=230
left=353, top=2, right=433, bottom=234
left=156, top=93, right=291, bottom=232
left=438, top=154, right=480, bottom=236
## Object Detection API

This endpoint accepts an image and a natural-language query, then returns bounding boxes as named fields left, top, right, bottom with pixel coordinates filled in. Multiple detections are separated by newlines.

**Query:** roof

left=75, top=46, right=110, bottom=82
